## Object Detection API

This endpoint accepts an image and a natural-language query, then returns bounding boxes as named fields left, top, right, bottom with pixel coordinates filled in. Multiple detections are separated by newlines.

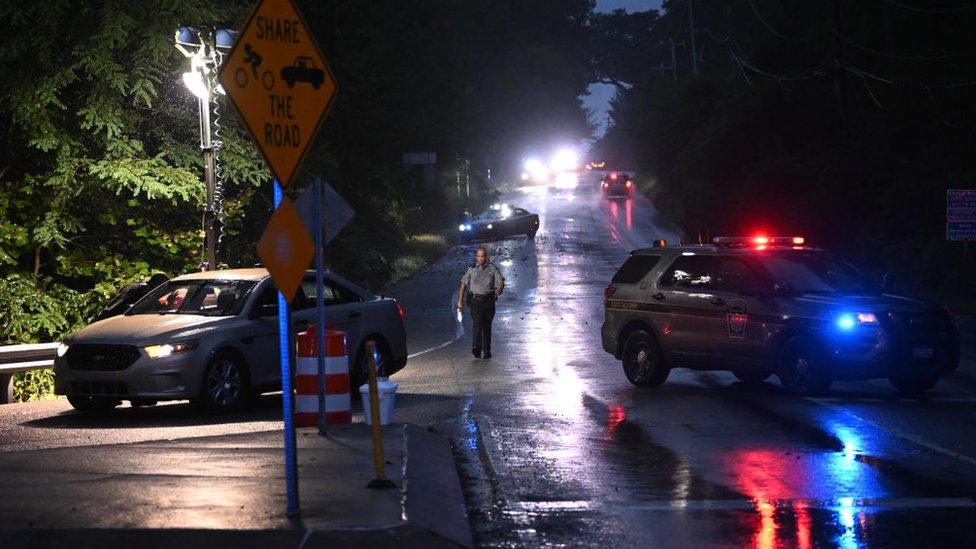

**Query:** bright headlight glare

left=56, top=343, right=69, bottom=357
left=145, top=340, right=198, bottom=359
left=459, top=224, right=466, bottom=231
left=836, top=314, right=856, bottom=331
left=182, top=71, right=209, bottom=100
left=836, top=312, right=878, bottom=331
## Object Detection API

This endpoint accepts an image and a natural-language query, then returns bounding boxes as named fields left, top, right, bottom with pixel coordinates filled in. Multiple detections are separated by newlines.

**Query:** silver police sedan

left=54, top=268, right=407, bottom=413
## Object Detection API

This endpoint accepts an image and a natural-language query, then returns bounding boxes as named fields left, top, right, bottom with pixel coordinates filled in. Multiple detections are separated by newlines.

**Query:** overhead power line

left=883, top=0, right=973, bottom=14
left=745, top=0, right=807, bottom=43
left=835, top=30, right=974, bottom=61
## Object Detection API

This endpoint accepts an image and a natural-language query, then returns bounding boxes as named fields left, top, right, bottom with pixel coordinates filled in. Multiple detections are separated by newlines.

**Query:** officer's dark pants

left=470, top=295, right=496, bottom=353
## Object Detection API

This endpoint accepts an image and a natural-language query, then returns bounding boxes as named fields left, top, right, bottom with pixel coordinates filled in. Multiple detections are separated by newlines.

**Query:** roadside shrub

left=0, top=274, right=100, bottom=344
left=13, top=369, right=55, bottom=402
left=0, top=274, right=101, bottom=402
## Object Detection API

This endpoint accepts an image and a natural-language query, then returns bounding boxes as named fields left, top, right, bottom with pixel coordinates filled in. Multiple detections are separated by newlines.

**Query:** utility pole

left=667, top=38, right=681, bottom=81
left=688, top=0, right=699, bottom=76
left=832, top=0, right=846, bottom=136
left=175, top=27, right=236, bottom=271
left=197, top=38, right=218, bottom=272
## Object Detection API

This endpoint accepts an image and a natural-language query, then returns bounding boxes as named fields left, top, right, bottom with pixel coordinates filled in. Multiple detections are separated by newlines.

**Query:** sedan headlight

left=835, top=312, right=878, bottom=331
left=56, top=343, right=69, bottom=357
left=144, top=340, right=199, bottom=359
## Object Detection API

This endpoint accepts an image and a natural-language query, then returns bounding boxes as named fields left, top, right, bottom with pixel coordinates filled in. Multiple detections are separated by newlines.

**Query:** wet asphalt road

left=2, top=176, right=976, bottom=547
left=386, top=178, right=976, bottom=547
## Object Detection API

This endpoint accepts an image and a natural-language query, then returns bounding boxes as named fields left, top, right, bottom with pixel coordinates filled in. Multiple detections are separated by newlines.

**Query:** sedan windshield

left=757, top=251, right=873, bottom=294
left=127, top=280, right=255, bottom=316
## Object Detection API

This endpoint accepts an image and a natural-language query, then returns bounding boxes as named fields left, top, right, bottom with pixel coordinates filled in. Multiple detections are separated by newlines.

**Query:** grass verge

left=389, top=233, right=450, bottom=285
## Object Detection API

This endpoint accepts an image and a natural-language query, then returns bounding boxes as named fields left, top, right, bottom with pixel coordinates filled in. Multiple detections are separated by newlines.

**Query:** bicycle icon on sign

left=234, top=44, right=275, bottom=90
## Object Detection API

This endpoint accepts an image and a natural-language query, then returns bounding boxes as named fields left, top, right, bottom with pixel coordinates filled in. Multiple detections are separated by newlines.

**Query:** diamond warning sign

left=218, top=0, right=337, bottom=188
left=256, top=195, right=314, bottom=302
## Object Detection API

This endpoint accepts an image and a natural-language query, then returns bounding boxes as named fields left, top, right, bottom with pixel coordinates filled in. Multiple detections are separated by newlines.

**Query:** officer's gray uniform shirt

left=462, top=263, right=504, bottom=295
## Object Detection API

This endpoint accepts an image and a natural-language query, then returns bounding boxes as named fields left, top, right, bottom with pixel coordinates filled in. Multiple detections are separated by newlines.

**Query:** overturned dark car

left=458, top=203, right=539, bottom=243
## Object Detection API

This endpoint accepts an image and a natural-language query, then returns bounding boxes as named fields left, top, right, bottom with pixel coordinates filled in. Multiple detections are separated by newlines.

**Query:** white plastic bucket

left=359, top=377, right=398, bottom=426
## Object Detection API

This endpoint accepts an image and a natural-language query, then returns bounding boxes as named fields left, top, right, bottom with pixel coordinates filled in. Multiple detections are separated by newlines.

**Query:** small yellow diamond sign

left=257, top=196, right=314, bottom=301
left=219, top=0, right=337, bottom=188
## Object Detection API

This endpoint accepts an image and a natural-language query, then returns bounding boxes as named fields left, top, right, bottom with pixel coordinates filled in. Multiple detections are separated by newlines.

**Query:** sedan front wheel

left=194, top=353, right=249, bottom=413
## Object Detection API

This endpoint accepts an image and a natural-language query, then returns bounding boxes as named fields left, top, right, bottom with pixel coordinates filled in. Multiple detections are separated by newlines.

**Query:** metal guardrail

left=0, top=343, right=59, bottom=404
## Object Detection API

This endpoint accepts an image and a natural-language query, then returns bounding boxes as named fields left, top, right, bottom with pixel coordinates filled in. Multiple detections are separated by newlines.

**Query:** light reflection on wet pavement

left=387, top=180, right=976, bottom=547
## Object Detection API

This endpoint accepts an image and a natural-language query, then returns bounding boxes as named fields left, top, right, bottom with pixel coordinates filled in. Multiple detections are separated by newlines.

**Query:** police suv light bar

left=712, top=236, right=806, bottom=247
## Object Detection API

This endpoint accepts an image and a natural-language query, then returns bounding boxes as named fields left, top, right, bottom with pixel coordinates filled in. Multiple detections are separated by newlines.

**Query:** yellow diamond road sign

left=219, top=0, right=337, bottom=188
left=256, top=195, right=315, bottom=302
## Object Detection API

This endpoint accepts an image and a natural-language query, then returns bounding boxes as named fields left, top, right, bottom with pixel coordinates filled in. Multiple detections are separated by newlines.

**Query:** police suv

left=601, top=236, right=960, bottom=396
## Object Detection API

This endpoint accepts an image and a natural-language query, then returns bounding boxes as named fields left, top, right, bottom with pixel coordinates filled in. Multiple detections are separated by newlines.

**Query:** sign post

left=219, top=0, right=338, bottom=519
left=313, top=177, right=327, bottom=435
left=273, top=181, right=299, bottom=517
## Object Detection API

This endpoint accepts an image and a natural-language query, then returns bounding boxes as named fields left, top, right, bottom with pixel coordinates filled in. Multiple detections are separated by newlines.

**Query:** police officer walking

left=457, top=247, right=505, bottom=359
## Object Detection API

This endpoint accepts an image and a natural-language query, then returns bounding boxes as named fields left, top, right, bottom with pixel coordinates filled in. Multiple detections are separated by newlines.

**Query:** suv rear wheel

left=777, top=337, right=832, bottom=395
left=889, top=373, right=938, bottom=398
left=621, top=329, right=669, bottom=387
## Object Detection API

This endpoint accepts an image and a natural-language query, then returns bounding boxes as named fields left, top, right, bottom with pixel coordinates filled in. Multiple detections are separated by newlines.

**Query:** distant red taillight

left=603, top=286, right=617, bottom=305
left=395, top=302, right=405, bottom=321
left=625, top=181, right=632, bottom=188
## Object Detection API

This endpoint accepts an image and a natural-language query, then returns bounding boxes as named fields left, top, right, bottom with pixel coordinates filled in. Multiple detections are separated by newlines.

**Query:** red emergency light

left=712, top=236, right=808, bottom=248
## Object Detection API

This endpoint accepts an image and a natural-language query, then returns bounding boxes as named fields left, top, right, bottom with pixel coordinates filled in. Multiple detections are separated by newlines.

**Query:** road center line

left=515, top=496, right=976, bottom=513
left=407, top=294, right=464, bottom=359
left=810, top=397, right=976, bottom=404
left=807, top=398, right=976, bottom=467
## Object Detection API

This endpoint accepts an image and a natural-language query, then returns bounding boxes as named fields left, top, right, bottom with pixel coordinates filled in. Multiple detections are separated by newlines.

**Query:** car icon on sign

left=281, top=56, right=326, bottom=89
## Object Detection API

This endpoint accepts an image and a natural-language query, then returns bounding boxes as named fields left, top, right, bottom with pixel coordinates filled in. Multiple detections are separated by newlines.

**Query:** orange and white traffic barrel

left=295, top=326, right=351, bottom=427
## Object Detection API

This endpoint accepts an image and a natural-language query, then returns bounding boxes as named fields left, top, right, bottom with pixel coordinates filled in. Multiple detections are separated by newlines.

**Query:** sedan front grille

left=66, top=344, right=140, bottom=371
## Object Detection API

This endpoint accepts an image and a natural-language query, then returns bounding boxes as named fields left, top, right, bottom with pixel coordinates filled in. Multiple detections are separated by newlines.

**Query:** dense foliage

left=0, top=0, right=600, bottom=350
left=592, top=0, right=976, bottom=309
left=0, top=0, right=267, bottom=344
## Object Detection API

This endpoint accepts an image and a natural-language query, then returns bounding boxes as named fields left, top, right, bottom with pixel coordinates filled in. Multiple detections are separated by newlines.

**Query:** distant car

left=601, top=172, right=633, bottom=198
left=601, top=236, right=960, bottom=396
left=281, top=56, right=326, bottom=89
left=458, top=203, right=539, bottom=243
left=54, top=268, right=407, bottom=413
